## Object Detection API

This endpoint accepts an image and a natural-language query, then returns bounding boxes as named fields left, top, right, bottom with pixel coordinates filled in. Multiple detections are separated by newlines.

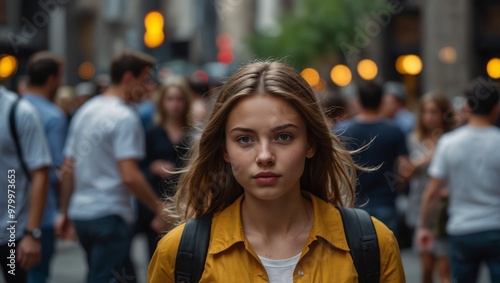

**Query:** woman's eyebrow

left=230, top=127, right=256, bottom=134
left=230, top=123, right=298, bottom=134
left=271, top=123, right=298, bottom=132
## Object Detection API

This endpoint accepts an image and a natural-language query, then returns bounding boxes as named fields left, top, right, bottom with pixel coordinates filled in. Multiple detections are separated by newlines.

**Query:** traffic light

left=216, top=33, right=233, bottom=65
left=144, top=11, right=164, bottom=48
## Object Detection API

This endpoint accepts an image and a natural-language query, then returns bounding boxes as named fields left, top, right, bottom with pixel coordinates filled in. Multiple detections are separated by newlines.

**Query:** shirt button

left=298, top=270, right=304, bottom=277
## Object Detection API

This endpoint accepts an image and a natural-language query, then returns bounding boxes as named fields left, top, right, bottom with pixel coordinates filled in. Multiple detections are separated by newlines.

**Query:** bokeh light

left=144, top=31, right=165, bottom=48
left=78, top=61, right=95, bottom=80
left=396, top=54, right=422, bottom=75
left=357, top=59, right=378, bottom=80
left=144, top=11, right=164, bottom=28
left=0, top=55, right=18, bottom=79
left=144, top=11, right=164, bottom=48
left=301, top=68, right=320, bottom=87
left=216, top=33, right=233, bottom=65
left=330, top=64, right=352, bottom=87
left=217, top=50, right=234, bottom=65
left=487, top=58, right=500, bottom=79
left=439, top=46, right=457, bottom=64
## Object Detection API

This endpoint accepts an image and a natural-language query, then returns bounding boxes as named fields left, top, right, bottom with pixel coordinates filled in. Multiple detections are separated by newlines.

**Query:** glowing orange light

left=396, top=54, right=422, bottom=75
left=330, top=65, right=352, bottom=87
left=487, top=58, right=500, bottom=79
left=78, top=61, right=95, bottom=80
left=357, top=59, right=378, bottom=80
left=0, top=55, right=18, bottom=79
left=301, top=68, right=320, bottom=87
left=144, top=11, right=164, bottom=48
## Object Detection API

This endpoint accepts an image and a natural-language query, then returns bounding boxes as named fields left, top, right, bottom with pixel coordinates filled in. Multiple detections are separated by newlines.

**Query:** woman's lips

left=253, top=172, right=280, bottom=185
left=254, top=176, right=279, bottom=185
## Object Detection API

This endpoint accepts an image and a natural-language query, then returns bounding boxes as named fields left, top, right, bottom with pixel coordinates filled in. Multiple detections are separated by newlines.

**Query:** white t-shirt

left=0, top=88, right=52, bottom=245
left=428, top=125, right=500, bottom=236
left=64, top=96, right=145, bottom=224
left=258, top=253, right=301, bottom=283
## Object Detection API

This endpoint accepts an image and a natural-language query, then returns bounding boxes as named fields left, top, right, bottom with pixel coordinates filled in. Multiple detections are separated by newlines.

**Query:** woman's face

left=421, top=101, right=443, bottom=131
left=224, top=94, right=315, bottom=201
left=162, top=86, right=186, bottom=120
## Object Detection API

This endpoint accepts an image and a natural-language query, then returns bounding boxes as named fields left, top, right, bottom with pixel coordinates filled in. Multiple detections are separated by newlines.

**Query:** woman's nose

left=255, top=142, right=275, bottom=166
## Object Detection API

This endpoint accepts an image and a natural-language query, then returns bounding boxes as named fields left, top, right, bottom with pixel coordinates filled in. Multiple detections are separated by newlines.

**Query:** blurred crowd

left=1, top=49, right=500, bottom=283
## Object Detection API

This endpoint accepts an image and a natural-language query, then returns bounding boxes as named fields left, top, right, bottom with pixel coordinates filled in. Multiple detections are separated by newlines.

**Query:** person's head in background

left=188, top=75, right=210, bottom=99
left=174, top=60, right=358, bottom=220
left=414, top=92, right=455, bottom=141
left=108, top=49, right=157, bottom=104
left=16, top=75, right=29, bottom=95
left=382, top=81, right=408, bottom=119
left=321, top=92, right=347, bottom=129
left=54, top=85, right=76, bottom=117
left=357, top=81, right=384, bottom=114
left=188, top=76, right=210, bottom=126
left=25, top=51, right=65, bottom=100
left=464, top=78, right=500, bottom=125
left=75, top=82, right=96, bottom=109
left=154, top=75, right=193, bottom=129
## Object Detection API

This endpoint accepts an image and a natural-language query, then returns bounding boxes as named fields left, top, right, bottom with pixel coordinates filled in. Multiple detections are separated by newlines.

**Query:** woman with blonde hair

left=138, top=75, right=193, bottom=257
left=406, top=92, right=455, bottom=283
left=148, top=61, right=405, bottom=282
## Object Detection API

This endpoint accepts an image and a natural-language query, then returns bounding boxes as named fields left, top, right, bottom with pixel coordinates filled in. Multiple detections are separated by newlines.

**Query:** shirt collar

left=208, top=195, right=247, bottom=255
left=208, top=192, right=350, bottom=255
left=307, top=192, right=350, bottom=251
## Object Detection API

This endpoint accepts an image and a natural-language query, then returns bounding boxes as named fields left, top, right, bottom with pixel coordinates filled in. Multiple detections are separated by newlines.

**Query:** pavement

left=1, top=236, right=491, bottom=283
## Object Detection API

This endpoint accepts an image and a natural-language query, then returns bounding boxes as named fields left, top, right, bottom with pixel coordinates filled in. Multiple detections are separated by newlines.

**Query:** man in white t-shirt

left=57, top=50, right=168, bottom=283
left=0, top=87, right=52, bottom=283
left=417, top=78, right=500, bottom=283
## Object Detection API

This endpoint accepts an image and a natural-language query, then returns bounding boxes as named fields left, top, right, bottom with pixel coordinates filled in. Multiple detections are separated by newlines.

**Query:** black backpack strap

left=9, top=98, right=32, bottom=182
left=338, top=207, right=380, bottom=283
left=175, top=213, right=213, bottom=283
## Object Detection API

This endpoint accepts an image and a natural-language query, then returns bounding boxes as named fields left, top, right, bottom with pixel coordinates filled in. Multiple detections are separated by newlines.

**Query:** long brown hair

left=414, top=92, right=455, bottom=141
left=170, top=61, right=362, bottom=221
left=153, top=75, right=193, bottom=129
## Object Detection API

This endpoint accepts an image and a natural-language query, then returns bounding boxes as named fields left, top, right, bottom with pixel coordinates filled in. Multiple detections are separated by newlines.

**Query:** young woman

left=138, top=76, right=193, bottom=257
left=148, top=61, right=405, bottom=282
left=406, top=93, right=455, bottom=283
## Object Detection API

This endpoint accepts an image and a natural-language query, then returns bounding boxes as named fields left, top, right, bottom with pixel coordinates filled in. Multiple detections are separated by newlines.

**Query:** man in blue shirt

left=0, top=86, right=52, bottom=283
left=22, top=51, right=67, bottom=283
left=337, top=82, right=411, bottom=235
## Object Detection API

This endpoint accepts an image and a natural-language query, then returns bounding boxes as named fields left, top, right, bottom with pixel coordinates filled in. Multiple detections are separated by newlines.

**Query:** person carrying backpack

left=148, top=61, right=405, bottom=283
left=0, top=86, right=52, bottom=283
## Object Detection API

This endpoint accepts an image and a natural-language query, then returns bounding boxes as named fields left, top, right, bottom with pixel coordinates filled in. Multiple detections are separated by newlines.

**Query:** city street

left=1, top=1, right=500, bottom=283
left=1, top=236, right=490, bottom=283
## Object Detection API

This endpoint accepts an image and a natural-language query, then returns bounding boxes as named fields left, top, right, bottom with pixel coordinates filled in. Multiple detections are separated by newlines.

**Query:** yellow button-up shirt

left=148, top=193, right=405, bottom=282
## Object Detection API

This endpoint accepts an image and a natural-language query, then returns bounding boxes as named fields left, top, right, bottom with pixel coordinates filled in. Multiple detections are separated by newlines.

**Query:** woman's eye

left=277, top=134, right=292, bottom=142
left=237, top=136, right=252, bottom=144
